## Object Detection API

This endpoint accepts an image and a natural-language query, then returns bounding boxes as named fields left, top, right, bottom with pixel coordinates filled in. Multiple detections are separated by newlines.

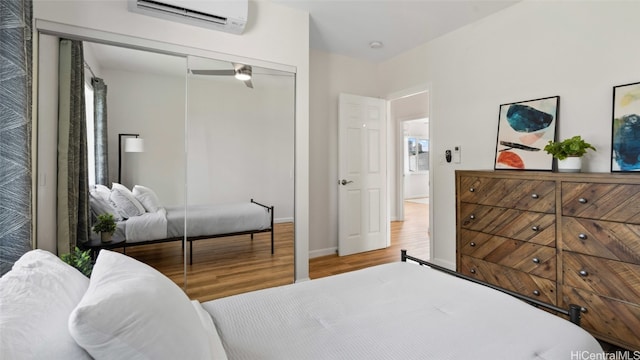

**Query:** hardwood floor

left=310, top=200, right=429, bottom=279
left=127, top=200, right=429, bottom=302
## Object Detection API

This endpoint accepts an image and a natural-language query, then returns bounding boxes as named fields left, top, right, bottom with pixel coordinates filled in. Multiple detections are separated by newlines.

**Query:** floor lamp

left=118, top=133, right=144, bottom=184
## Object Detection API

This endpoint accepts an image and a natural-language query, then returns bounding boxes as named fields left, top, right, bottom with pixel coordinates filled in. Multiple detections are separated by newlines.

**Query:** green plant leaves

left=543, top=135, right=596, bottom=160
left=61, top=247, right=93, bottom=277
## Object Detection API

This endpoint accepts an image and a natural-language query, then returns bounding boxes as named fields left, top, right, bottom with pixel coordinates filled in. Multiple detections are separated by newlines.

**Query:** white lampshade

left=124, top=137, right=144, bottom=152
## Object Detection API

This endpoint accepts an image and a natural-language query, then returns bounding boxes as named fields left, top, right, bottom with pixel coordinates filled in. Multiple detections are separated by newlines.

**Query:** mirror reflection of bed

left=40, top=34, right=295, bottom=300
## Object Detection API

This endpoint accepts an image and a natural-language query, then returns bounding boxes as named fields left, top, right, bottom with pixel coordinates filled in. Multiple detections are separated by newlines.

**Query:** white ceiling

left=273, top=0, right=520, bottom=63
left=85, top=0, right=521, bottom=76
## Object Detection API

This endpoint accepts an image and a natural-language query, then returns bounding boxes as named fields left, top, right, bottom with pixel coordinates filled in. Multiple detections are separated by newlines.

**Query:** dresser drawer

left=561, top=217, right=640, bottom=263
left=458, top=176, right=555, bottom=213
left=459, top=255, right=557, bottom=305
left=561, top=285, right=640, bottom=350
left=563, top=251, right=640, bottom=304
left=459, top=229, right=556, bottom=280
left=460, top=203, right=555, bottom=246
left=562, top=182, right=640, bottom=223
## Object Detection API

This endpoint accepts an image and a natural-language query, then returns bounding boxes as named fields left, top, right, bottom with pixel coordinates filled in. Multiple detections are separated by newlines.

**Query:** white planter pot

left=100, top=232, right=113, bottom=243
left=557, top=157, right=582, bottom=173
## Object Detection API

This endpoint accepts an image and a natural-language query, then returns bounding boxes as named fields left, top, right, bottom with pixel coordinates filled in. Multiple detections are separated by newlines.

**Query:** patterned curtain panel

left=57, top=39, right=90, bottom=254
left=93, top=77, right=109, bottom=186
left=0, top=0, right=33, bottom=275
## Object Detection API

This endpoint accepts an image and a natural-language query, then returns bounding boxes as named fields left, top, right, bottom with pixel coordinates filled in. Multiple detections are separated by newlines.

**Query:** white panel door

left=338, top=93, right=388, bottom=256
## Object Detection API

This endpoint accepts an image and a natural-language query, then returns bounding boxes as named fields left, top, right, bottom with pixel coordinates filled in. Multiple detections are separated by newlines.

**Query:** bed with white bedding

left=1, top=249, right=603, bottom=360
left=202, top=253, right=603, bottom=360
left=123, top=200, right=274, bottom=263
left=89, top=184, right=274, bottom=263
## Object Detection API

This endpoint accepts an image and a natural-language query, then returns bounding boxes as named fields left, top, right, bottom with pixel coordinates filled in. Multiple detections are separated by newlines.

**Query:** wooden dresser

left=456, top=170, right=640, bottom=350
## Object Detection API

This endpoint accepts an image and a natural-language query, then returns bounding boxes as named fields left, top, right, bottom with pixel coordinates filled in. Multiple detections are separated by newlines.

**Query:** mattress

left=201, top=261, right=602, bottom=360
left=120, top=202, right=271, bottom=243
left=165, top=202, right=271, bottom=238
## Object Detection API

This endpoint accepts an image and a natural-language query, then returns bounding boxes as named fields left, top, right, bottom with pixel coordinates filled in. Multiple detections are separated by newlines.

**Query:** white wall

left=308, top=49, right=381, bottom=257
left=378, top=0, right=640, bottom=268
left=102, top=68, right=186, bottom=206
left=187, top=75, right=295, bottom=221
left=33, top=0, right=310, bottom=280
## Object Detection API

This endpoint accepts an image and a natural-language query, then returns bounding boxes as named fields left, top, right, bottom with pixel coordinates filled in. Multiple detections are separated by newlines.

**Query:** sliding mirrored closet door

left=36, top=32, right=188, bottom=287
left=82, top=42, right=188, bottom=283
left=183, top=55, right=295, bottom=300
left=36, top=24, right=297, bottom=296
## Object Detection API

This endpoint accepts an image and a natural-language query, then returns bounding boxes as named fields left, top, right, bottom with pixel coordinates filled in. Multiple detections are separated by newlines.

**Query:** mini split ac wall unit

left=128, top=0, right=248, bottom=35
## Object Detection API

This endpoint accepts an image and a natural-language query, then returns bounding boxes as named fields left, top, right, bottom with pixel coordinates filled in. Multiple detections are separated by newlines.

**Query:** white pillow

left=94, top=184, right=112, bottom=201
left=110, top=183, right=145, bottom=219
left=191, top=300, right=228, bottom=360
left=0, top=250, right=91, bottom=360
left=132, top=185, right=162, bottom=212
left=89, top=191, right=121, bottom=220
left=68, top=250, right=213, bottom=360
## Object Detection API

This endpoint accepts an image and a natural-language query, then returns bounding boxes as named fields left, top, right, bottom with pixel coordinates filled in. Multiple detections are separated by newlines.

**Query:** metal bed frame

left=400, top=249, right=583, bottom=326
left=108, top=199, right=274, bottom=265
left=187, top=199, right=274, bottom=264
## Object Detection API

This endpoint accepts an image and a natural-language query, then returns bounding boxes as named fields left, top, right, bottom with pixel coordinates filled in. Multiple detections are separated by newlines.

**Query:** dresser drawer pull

left=532, top=290, right=540, bottom=296
left=531, top=193, right=539, bottom=199
left=469, top=187, right=475, bottom=193
left=532, top=257, right=540, bottom=264
left=580, top=307, right=588, bottom=314
left=578, top=233, right=588, bottom=240
left=469, top=214, right=476, bottom=220
left=531, top=225, right=540, bottom=232
left=578, top=197, right=588, bottom=204
left=579, top=270, right=589, bottom=277
left=470, top=268, right=476, bottom=274
left=469, top=242, right=476, bottom=247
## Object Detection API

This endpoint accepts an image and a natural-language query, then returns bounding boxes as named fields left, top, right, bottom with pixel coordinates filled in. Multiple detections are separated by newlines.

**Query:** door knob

left=340, top=179, right=353, bottom=186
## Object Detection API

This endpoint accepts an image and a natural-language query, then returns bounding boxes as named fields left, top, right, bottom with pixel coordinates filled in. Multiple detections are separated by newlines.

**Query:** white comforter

left=124, top=208, right=167, bottom=243
left=202, top=261, right=602, bottom=360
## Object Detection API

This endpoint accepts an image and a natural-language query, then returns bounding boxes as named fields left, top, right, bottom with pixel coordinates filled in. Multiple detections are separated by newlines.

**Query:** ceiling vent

left=128, top=0, right=247, bottom=35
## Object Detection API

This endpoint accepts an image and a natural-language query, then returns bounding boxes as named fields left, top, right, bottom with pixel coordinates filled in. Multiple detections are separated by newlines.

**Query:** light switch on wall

left=453, top=146, right=461, bottom=163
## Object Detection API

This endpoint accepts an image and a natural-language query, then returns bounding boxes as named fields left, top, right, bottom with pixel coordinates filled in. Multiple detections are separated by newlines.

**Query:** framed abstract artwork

left=611, top=81, right=640, bottom=172
left=494, top=96, right=559, bottom=170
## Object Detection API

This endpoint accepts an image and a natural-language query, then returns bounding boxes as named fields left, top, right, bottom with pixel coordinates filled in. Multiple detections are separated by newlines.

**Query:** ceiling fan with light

left=190, top=63, right=254, bottom=88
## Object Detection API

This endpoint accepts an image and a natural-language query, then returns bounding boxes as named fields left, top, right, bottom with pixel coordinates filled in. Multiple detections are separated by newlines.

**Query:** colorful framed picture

left=611, top=81, right=640, bottom=172
left=494, top=96, right=559, bottom=170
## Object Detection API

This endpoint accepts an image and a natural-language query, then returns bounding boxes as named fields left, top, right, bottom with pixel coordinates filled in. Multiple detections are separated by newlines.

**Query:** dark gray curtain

left=0, top=0, right=33, bottom=275
left=92, top=77, right=109, bottom=185
left=57, top=39, right=90, bottom=253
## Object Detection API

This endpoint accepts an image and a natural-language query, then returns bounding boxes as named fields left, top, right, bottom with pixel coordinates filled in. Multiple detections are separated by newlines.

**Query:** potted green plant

left=93, top=213, right=117, bottom=243
left=543, top=135, right=596, bottom=172
left=61, top=247, right=93, bottom=277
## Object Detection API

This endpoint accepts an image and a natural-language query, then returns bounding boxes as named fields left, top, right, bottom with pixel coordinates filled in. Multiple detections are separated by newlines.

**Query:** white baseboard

left=274, top=217, right=293, bottom=224
left=309, top=247, right=337, bottom=259
left=405, top=194, right=429, bottom=200
left=431, top=257, right=456, bottom=271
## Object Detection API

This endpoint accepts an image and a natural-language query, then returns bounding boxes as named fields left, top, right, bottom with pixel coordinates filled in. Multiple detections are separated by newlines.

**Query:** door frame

left=386, top=84, right=433, bottom=259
